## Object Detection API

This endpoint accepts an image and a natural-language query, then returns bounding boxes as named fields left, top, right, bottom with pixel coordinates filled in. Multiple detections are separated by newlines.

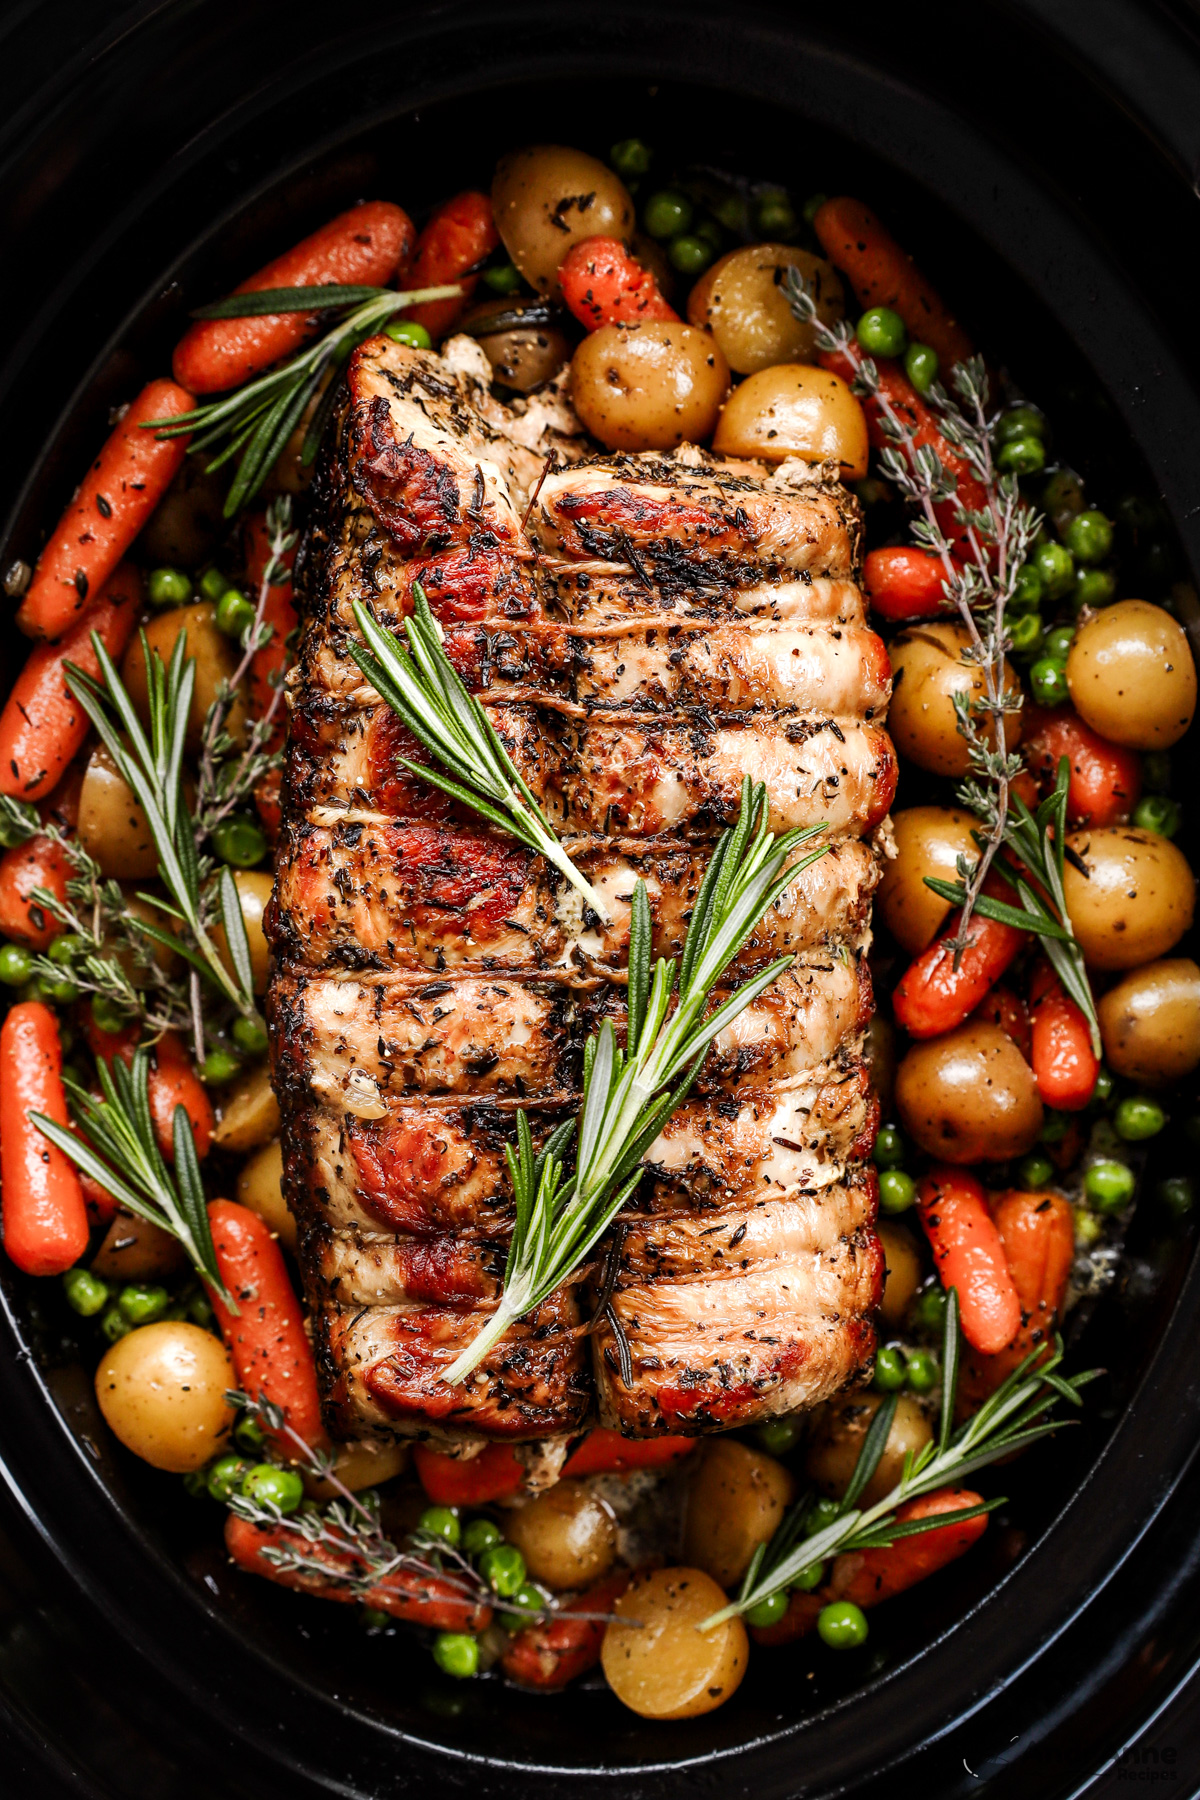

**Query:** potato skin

left=1063, top=827, right=1195, bottom=970
left=1066, top=600, right=1196, bottom=749
left=686, top=244, right=844, bottom=374
left=682, top=1438, right=795, bottom=1586
left=78, top=744, right=158, bottom=879
left=895, top=1021, right=1043, bottom=1163
left=303, top=1438, right=408, bottom=1501
left=463, top=297, right=571, bottom=392
left=806, top=1392, right=932, bottom=1505
left=492, top=145, right=634, bottom=294
left=121, top=602, right=245, bottom=753
left=602, top=1568, right=748, bottom=1719
left=235, top=1139, right=296, bottom=1252
left=570, top=323, right=730, bottom=452
left=95, top=1321, right=234, bottom=1472
left=879, top=806, right=981, bottom=954
left=215, top=869, right=273, bottom=995
left=712, top=362, right=868, bottom=476
left=506, top=1480, right=618, bottom=1591
left=888, top=622, right=1021, bottom=777
left=212, top=1061, right=280, bottom=1154
left=878, top=1222, right=922, bottom=1327
left=92, top=1208, right=189, bottom=1281
left=1098, top=958, right=1200, bottom=1084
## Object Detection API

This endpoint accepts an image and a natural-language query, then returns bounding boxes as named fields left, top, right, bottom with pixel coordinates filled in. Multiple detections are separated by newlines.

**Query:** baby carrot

left=1028, top=959, right=1099, bottom=1110
left=0, top=1001, right=89, bottom=1276
left=863, top=545, right=949, bottom=623
left=413, top=1439, right=524, bottom=1506
left=502, top=1571, right=630, bottom=1688
left=968, top=983, right=1031, bottom=1059
left=148, top=1032, right=214, bottom=1160
left=1022, top=704, right=1142, bottom=829
left=400, top=192, right=499, bottom=341
left=917, top=1166, right=1022, bottom=1354
left=0, top=834, right=71, bottom=950
left=892, top=908, right=1024, bottom=1039
left=561, top=1426, right=695, bottom=1478
left=959, top=1188, right=1075, bottom=1405
left=208, top=1200, right=324, bottom=1450
left=558, top=236, right=678, bottom=330
left=813, top=197, right=974, bottom=368
left=17, top=382, right=193, bottom=642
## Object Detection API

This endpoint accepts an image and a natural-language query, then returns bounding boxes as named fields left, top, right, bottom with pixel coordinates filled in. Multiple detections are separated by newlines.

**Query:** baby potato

left=92, top=1208, right=189, bottom=1281
left=602, top=1568, right=748, bottom=1719
left=571, top=323, right=730, bottom=452
left=215, top=869, right=274, bottom=994
left=492, top=145, right=634, bottom=294
left=864, top=1013, right=898, bottom=1116
left=895, top=1021, right=1043, bottom=1163
left=682, top=1438, right=796, bottom=1587
left=212, top=1061, right=280, bottom=1154
left=712, top=362, right=868, bottom=477
left=1098, top=958, right=1200, bottom=1085
left=888, top=623, right=1022, bottom=777
left=505, top=1479, right=617, bottom=1591
left=879, top=806, right=981, bottom=954
left=462, top=298, right=572, bottom=393
left=121, top=603, right=246, bottom=753
left=235, top=1139, right=295, bottom=1252
left=1063, top=827, right=1194, bottom=970
left=1066, top=599, right=1196, bottom=749
left=95, top=1321, right=234, bottom=1472
left=304, top=1438, right=409, bottom=1501
left=78, top=745, right=157, bottom=879
left=136, top=457, right=227, bottom=567
left=687, top=244, right=844, bottom=374
left=806, top=1391, right=932, bottom=1506
left=878, top=1222, right=922, bottom=1327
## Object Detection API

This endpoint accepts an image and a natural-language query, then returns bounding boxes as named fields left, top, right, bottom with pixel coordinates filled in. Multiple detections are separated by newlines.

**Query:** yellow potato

left=463, top=299, right=571, bottom=392
left=687, top=244, right=844, bottom=374
left=570, top=323, right=730, bottom=452
left=136, top=458, right=227, bottom=566
left=602, top=1568, right=748, bottom=1719
left=121, top=602, right=245, bottom=752
left=864, top=1013, right=898, bottom=1117
left=235, top=1139, right=295, bottom=1252
left=712, top=362, right=867, bottom=476
left=77, top=744, right=158, bottom=879
left=505, top=1480, right=617, bottom=1591
left=1063, top=827, right=1194, bottom=970
left=492, top=145, right=634, bottom=294
left=107, top=887, right=183, bottom=982
left=215, top=869, right=274, bottom=995
left=91, top=1208, right=189, bottom=1281
left=303, top=1438, right=409, bottom=1501
left=887, top=622, right=1021, bottom=776
left=895, top=1021, right=1043, bottom=1163
left=806, top=1391, right=932, bottom=1505
left=682, top=1438, right=795, bottom=1587
left=879, top=806, right=981, bottom=953
left=1066, top=600, right=1196, bottom=749
left=95, top=1321, right=234, bottom=1472
left=1098, top=958, right=1200, bottom=1085
left=878, top=1222, right=922, bottom=1327
left=212, top=1061, right=280, bottom=1154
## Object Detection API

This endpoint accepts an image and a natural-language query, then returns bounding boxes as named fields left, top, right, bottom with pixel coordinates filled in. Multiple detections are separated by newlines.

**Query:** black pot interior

left=1, top=5, right=1199, bottom=1795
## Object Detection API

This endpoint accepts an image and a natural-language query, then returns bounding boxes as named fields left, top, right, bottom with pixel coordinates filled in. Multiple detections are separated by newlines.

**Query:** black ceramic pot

left=2, top=3, right=1200, bottom=1795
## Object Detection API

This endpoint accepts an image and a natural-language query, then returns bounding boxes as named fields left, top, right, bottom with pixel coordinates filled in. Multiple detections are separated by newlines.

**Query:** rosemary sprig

left=30, top=1049, right=230, bottom=1300
left=443, top=780, right=830, bottom=1385
left=701, top=1288, right=1099, bottom=1629
left=350, top=586, right=613, bottom=923
left=147, top=282, right=463, bottom=516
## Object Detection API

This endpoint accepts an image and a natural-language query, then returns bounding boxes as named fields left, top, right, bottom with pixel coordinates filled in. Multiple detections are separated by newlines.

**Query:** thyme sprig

left=147, top=282, right=463, bottom=516
left=30, top=1049, right=229, bottom=1299
left=443, top=780, right=829, bottom=1385
left=350, top=586, right=613, bottom=923
left=700, top=1288, right=1099, bottom=1629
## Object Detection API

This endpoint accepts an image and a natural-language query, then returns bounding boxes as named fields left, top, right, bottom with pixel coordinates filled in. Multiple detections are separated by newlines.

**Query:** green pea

left=1141, top=753, right=1172, bottom=795
left=42, top=975, right=78, bottom=1004
left=188, top=1288, right=215, bottom=1329
left=508, top=1582, right=548, bottom=1619
left=693, top=217, right=723, bottom=253
left=207, top=1453, right=252, bottom=1502
left=0, top=816, right=28, bottom=849
left=1042, top=468, right=1085, bottom=519
left=667, top=234, right=712, bottom=276
left=878, top=1169, right=916, bottom=1215
left=481, top=263, right=522, bottom=296
left=1010, top=564, right=1044, bottom=612
left=215, top=587, right=255, bottom=640
left=1073, top=1207, right=1104, bottom=1248
left=182, top=1467, right=210, bottom=1499
left=905, top=1349, right=939, bottom=1393
left=1039, top=1110, right=1070, bottom=1144
left=211, top=814, right=267, bottom=867
left=241, top=1464, right=304, bottom=1514
left=232, top=1013, right=269, bottom=1056
left=432, top=1632, right=480, bottom=1678
left=100, top=1306, right=133, bottom=1344
left=199, top=567, right=230, bottom=603
left=643, top=189, right=693, bottom=240
left=908, top=1286, right=947, bottom=1334
left=62, top=1268, right=109, bottom=1317
left=1092, top=1067, right=1115, bottom=1106
left=997, top=435, right=1045, bottom=476
left=1062, top=510, right=1113, bottom=565
left=996, top=405, right=1046, bottom=444
left=805, top=1497, right=842, bottom=1536
left=118, top=1283, right=170, bottom=1325
left=1043, top=623, right=1075, bottom=662
left=1032, top=540, right=1075, bottom=600
left=91, top=994, right=131, bottom=1035
left=714, top=193, right=746, bottom=231
left=234, top=1414, right=267, bottom=1454
left=754, top=193, right=797, bottom=236
left=817, top=1600, right=868, bottom=1648
left=1114, top=1096, right=1166, bottom=1141
left=802, top=192, right=829, bottom=225
left=48, top=933, right=86, bottom=966
left=1072, top=567, right=1117, bottom=611
left=874, top=1346, right=907, bottom=1391
left=1132, top=795, right=1181, bottom=839
left=419, top=1505, right=462, bottom=1548
left=462, top=1517, right=504, bottom=1558
left=790, top=1561, right=825, bottom=1592
left=1085, top=1159, right=1135, bottom=1213
left=610, top=138, right=653, bottom=180
left=745, top=1590, right=790, bottom=1628
left=904, top=342, right=938, bottom=394
left=361, top=1606, right=390, bottom=1630
left=147, top=567, right=192, bottom=608
left=384, top=320, right=433, bottom=349
left=753, top=1415, right=804, bottom=1456
left=1158, top=1176, right=1194, bottom=1218
left=199, top=1049, right=241, bottom=1086
left=1007, top=612, right=1043, bottom=656
left=0, top=944, right=33, bottom=987
left=855, top=307, right=907, bottom=358
left=1029, top=657, right=1070, bottom=707
left=1018, top=1152, right=1055, bottom=1190
left=872, top=1124, right=906, bottom=1169
left=479, top=1543, right=527, bottom=1597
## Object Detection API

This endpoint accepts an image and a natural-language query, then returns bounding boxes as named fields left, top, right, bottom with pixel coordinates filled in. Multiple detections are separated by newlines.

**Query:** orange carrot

left=960, top=1189, right=1075, bottom=1403
left=813, top=197, right=974, bottom=369
left=244, top=512, right=297, bottom=747
left=892, top=906, right=1024, bottom=1039
left=969, top=983, right=1031, bottom=1059
left=917, top=1166, right=1022, bottom=1354
left=413, top=1439, right=524, bottom=1506
left=1028, top=959, right=1098, bottom=1110
left=561, top=1426, right=696, bottom=1479
left=863, top=545, right=949, bottom=623
left=0, top=1001, right=89, bottom=1275
left=173, top=202, right=414, bottom=395
left=149, top=1032, right=214, bottom=1159
left=1022, top=704, right=1141, bottom=829
left=17, top=382, right=193, bottom=642
left=0, top=834, right=71, bottom=950
left=558, top=237, right=678, bottom=330
left=400, top=192, right=499, bottom=341
left=208, top=1200, right=324, bottom=1450
left=0, top=565, right=141, bottom=802
left=254, top=766, right=283, bottom=845
left=502, top=1571, right=630, bottom=1688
